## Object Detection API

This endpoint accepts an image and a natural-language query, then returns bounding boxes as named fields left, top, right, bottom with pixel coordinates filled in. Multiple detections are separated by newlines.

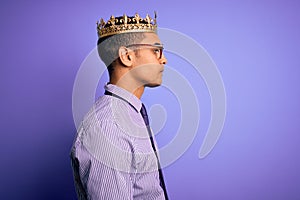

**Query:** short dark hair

left=97, top=32, right=145, bottom=76
left=97, top=16, right=147, bottom=76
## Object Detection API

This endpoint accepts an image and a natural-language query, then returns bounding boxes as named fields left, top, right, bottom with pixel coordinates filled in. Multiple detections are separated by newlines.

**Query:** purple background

left=1, top=0, right=300, bottom=199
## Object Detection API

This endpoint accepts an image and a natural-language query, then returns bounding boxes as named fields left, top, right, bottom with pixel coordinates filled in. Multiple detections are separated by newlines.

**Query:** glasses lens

left=159, top=48, right=163, bottom=59
left=154, top=48, right=163, bottom=59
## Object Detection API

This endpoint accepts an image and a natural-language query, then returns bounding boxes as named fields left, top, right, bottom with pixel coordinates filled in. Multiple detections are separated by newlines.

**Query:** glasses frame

left=126, top=43, right=164, bottom=59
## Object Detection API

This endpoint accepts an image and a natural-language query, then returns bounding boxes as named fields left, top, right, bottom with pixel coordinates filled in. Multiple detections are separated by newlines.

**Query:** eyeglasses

left=126, top=43, right=164, bottom=59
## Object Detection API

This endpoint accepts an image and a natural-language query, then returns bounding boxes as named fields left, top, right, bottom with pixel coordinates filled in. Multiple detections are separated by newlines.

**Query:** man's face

left=130, top=32, right=167, bottom=88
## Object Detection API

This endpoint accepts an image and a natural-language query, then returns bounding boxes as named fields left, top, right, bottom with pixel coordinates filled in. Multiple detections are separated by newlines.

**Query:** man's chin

left=145, top=81, right=162, bottom=88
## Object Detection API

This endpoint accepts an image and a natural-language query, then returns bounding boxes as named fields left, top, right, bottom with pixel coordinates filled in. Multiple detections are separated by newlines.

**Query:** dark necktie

left=140, top=103, right=169, bottom=200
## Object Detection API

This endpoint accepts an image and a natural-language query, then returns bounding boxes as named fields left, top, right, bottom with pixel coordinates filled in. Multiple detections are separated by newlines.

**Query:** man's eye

left=153, top=49, right=160, bottom=53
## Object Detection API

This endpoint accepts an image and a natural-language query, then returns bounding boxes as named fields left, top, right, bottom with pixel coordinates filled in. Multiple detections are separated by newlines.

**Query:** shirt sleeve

left=70, top=121, right=135, bottom=200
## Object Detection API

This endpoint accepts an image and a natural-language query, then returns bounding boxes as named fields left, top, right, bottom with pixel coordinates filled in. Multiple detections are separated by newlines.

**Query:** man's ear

left=119, top=46, right=133, bottom=67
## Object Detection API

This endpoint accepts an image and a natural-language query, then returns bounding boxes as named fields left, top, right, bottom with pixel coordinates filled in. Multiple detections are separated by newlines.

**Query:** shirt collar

left=104, top=83, right=142, bottom=113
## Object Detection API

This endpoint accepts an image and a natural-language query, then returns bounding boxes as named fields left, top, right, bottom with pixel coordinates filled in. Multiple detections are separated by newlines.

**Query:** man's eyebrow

left=153, top=42, right=162, bottom=45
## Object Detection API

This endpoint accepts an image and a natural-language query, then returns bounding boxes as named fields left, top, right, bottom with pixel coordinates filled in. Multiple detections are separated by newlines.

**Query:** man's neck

left=109, top=65, right=145, bottom=99
left=132, top=86, right=145, bottom=99
left=109, top=79, right=145, bottom=99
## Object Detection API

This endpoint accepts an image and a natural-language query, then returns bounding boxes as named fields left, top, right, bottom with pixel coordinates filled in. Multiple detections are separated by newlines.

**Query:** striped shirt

left=70, top=84, right=165, bottom=200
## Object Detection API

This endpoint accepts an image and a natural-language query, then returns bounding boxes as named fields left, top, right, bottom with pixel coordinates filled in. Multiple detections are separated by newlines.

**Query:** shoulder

left=83, top=95, right=115, bottom=126
left=83, top=95, right=146, bottom=137
left=75, top=95, right=139, bottom=150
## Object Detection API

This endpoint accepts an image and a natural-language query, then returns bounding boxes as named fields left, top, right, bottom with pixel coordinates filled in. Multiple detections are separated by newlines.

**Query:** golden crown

left=97, top=12, right=157, bottom=38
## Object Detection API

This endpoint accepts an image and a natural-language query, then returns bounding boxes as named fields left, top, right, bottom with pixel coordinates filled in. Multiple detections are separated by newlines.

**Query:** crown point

left=154, top=11, right=157, bottom=25
left=145, top=14, right=151, bottom=24
left=123, top=14, right=128, bottom=25
left=134, top=13, right=141, bottom=24
left=109, top=15, right=115, bottom=25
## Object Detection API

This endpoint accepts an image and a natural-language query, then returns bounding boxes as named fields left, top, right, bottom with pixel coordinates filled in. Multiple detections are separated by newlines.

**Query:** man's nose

left=160, top=54, right=167, bottom=65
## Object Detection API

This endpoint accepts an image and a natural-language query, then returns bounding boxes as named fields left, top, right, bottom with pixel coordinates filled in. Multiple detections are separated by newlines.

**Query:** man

left=70, top=12, right=169, bottom=199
